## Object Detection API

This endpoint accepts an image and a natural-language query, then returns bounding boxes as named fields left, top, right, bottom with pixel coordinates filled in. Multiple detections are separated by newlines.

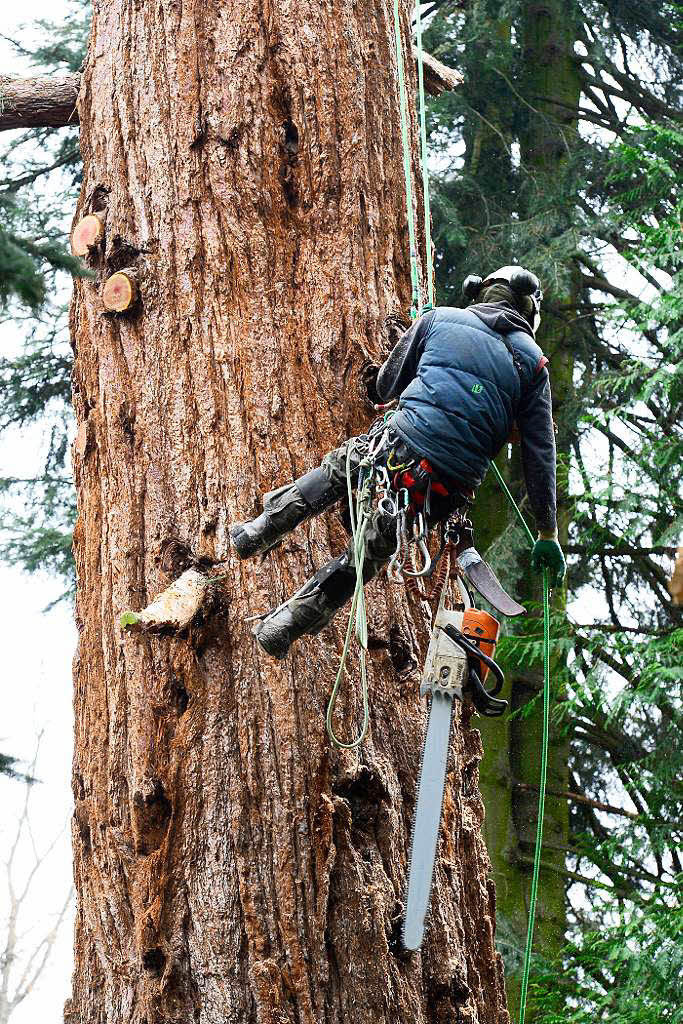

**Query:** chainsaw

left=402, top=577, right=511, bottom=952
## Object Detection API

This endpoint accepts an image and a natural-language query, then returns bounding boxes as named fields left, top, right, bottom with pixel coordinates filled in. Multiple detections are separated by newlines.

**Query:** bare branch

left=514, top=780, right=640, bottom=820
left=0, top=74, right=80, bottom=132
left=1, top=737, right=72, bottom=1023
left=10, top=887, right=74, bottom=1013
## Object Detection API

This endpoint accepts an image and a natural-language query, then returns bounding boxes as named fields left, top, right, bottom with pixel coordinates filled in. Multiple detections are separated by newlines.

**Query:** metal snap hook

left=387, top=510, right=409, bottom=582
left=402, top=512, right=432, bottom=577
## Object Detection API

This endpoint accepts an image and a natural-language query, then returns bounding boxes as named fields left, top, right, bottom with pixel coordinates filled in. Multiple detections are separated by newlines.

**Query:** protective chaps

left=253, top=512, right=397, bottom=659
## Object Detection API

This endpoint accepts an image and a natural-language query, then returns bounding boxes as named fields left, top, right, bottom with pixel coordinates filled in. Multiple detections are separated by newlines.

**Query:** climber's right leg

left=230, top=436, right=367, bottom=560
left=253, top=507, right=398, bottom=660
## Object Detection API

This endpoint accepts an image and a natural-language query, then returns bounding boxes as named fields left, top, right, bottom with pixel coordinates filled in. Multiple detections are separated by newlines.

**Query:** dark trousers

left=273, top=428, right=466, bottom=615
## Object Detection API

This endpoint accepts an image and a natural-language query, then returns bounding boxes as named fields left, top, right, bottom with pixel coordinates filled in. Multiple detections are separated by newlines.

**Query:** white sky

left=1, top=5, right=77, bottom=1020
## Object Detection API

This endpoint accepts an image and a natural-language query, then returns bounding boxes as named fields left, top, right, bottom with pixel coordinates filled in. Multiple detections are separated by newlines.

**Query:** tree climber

left=232, top=266, right=566, bottom=659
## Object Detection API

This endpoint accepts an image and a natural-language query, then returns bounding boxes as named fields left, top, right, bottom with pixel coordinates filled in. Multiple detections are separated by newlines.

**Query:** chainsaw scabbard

left=457, top=546, right=526, bottom=617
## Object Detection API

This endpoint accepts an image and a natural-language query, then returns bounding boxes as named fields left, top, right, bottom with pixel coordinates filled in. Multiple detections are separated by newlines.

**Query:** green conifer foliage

left=0, top=0, right=88, bottom=600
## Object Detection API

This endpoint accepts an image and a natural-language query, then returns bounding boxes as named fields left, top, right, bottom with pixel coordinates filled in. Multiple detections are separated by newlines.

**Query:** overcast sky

left=1, top=4, right=77, bottom=1021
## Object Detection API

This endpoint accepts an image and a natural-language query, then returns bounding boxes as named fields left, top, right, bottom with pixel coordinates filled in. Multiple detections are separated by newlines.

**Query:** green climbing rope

left=490, top=461, right=551, bottom=1024
left=325, top=443, right=374, bottom=748
left=393, top=0, right=422, bottom=318
left=414, top=1, right=434, bottom=310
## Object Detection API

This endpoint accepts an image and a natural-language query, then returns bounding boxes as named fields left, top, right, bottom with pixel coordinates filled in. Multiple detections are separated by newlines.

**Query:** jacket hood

left=469, top=301, right=535, bottom=339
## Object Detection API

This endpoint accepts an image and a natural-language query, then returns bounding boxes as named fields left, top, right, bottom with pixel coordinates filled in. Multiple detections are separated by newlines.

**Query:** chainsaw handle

left=468, top=668, right=508, bottom=717
left=442, top=624, right=505, bottom=697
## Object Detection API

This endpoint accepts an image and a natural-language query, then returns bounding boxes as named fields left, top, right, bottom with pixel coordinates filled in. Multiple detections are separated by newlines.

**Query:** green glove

left=531, top=535, right=566, bottom=587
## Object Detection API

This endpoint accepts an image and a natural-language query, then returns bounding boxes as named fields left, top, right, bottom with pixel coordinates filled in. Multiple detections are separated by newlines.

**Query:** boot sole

left=254, top=620, right=292, bottom=660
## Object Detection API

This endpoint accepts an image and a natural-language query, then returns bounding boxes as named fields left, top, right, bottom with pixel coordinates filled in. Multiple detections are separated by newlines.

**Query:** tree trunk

left=66, top=3, right=509, bottom=1023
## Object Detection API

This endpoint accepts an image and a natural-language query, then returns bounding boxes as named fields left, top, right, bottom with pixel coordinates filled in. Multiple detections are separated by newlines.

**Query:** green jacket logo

left=471, top=382, right=484, bottom=394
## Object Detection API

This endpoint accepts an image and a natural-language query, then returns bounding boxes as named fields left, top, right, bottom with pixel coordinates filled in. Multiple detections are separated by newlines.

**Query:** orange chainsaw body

left=462, top=608, right=500, bottom=681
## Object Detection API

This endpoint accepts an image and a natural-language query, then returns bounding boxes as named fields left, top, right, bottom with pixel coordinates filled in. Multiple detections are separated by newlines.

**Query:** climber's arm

left=518, top=366, right=566, bottom=586
left=374, top=310, right=435, bottom=402
left=517, top=365, right=557, bottom=535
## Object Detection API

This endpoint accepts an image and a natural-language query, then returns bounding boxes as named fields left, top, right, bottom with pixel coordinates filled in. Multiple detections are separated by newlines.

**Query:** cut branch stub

left=71, top=212, right=106, bottom=256
left=120, top=569, right=210, bottom=633
left=102, top=268, right=138, bottom=313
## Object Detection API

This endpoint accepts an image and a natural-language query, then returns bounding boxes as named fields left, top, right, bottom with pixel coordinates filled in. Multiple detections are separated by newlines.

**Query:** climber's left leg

left=253, top=506, right=398, bottom=660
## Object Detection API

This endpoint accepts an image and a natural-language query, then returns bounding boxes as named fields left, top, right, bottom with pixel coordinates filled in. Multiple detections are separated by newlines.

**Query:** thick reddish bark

left=67, top=3, right=508, bottom=1023
left=0, top=75, right=80, bottom=130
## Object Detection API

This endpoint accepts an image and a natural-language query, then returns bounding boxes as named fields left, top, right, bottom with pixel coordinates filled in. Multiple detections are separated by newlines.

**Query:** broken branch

left=0, top=74, right=80, bottom=131
left=120, top=569, right=210, bottom=633
left=416, top=49, right=463, bottom=95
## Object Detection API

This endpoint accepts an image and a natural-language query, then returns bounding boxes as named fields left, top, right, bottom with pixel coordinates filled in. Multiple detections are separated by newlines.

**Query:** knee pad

left=312, top=553, right=357, bottom=608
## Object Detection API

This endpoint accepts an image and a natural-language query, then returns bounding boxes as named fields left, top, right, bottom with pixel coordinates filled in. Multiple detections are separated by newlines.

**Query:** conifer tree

left=422, top=1, right=682, bottom=1016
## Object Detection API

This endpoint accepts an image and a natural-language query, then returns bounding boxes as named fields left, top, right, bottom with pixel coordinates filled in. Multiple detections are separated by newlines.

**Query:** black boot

left=253, top=510, right=399, bottom=659
left=231, top=468, right=340, bottom=559
left=253, top=555, right=357, bottom=659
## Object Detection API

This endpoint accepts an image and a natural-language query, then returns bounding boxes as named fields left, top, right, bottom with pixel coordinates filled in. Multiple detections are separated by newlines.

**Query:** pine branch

left=514, top=780, right=640, bottom=819
left=576, top=62, right=683, bottom=125
left=572, top=620, right=672, bottom=637
left=0, top=147, right=80, bottom=191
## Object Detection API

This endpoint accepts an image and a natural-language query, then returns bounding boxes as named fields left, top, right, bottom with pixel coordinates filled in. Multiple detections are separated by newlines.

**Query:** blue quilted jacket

left=375, top=303, right=556, bottom=531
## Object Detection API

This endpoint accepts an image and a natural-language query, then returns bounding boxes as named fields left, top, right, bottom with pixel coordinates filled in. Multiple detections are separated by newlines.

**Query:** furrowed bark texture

left=0, top=74, right=80, bottom=130
left=68, top=3, right=508, bottom=1023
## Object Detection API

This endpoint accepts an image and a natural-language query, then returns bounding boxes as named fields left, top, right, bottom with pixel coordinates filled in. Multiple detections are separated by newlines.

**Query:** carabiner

left=378, top=494, right=397, bottom=516
left=403, top=513, right=432, bottom=577
left=387, top=509, right=409, bottom=582
left=374, top=464, right=390, bottom=491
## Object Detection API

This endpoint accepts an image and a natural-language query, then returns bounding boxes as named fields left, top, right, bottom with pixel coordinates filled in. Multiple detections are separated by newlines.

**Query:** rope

left=393, top=0, right=422, bottom=318
left=325, top=444, right=375, bottom=749
left=518, top=566, right=550, bottom=1024
left=414, top=1, right=434, bottom=309
left=490, top=461, right=551, bottom=1024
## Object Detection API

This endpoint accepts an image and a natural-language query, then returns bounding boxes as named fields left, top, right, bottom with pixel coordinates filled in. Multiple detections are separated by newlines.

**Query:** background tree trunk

left=452, top=1, right=578, bottom=1016
left=66, top=3, right=509, bottom=1023
left=481, top=4, right=580, bottom=1017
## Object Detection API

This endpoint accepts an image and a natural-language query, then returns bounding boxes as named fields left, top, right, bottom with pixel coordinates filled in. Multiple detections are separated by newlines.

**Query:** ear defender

left=509, top=268, right=540, bottom=296
left=462, top=274, right=483, bottom=301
